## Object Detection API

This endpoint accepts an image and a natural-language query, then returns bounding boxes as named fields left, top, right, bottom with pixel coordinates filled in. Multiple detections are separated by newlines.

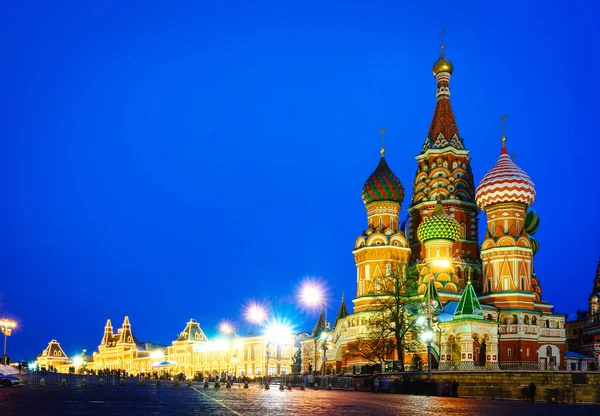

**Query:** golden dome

left=432, top=46, right=453, bottom=76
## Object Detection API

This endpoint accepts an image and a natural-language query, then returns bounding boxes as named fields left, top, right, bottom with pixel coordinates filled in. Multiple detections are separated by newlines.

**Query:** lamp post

left=298, top=280, right=328, bottom=375
left=233, top=340, right=242, bottom=380
left=264, top=342, right=270, bottom=388
left=420, top=279, right=440, bottom=382
left=0, top=319, right=17, bottom=365
left=264, top=321, right=293, bottom=388
left=232, top=357, right=238, bottom=380
left=320, top=331, right=329, bottom=376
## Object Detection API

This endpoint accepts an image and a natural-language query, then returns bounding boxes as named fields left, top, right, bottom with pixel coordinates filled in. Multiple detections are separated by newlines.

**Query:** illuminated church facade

left=302, top=42, right=567, bottom=374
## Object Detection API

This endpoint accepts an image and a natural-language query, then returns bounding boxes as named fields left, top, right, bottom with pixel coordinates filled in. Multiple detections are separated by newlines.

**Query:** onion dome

left=475, top=138, right=536, bottom=210
left=529, top=237, right=539, bottom=255
left=524, top=210, right=540, bottom=235
left=362, top=154, right=404, bottom=205
left=433, top=45, right=454, bottom=76
left=417, top=200, right=461, bottom=243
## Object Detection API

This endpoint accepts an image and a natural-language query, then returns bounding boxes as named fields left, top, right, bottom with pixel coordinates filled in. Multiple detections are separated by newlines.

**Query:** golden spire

left=379, top=127, right=387, bottom=157
left=432, top=29, right=453, bottom=76
left=440, top=28, right=446, bottom=56
left=499, top=114, right=509, bottom=138
left=499, top=114, right=509, bottom=154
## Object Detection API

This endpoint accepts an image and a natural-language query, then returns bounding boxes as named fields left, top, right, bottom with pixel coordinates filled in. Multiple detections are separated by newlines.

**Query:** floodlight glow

left=416, top=316, right=426, bottom=326
left=219, top=321, right=234, bottom=335
left=421, top=330, right=434, bottom=342
left=0, top=319, right=17, bottom=329
left=234, top=340, right=243, bottom=350
left=28, top=362, right=37, bottom=371
left=214, top=339, right=229, bottom=351
left=150, top=350, right=164, bottom=360
left=265, top=320, right=293, bottom=345
left=245, top=303, right=267, bottom=324
left=320, top=331, right=329, bottom=340
left=299, top=280, right=325, bottom=308
left=432, top=259, right=451, bottom=268
left=72, top=356, right=84, bottom=367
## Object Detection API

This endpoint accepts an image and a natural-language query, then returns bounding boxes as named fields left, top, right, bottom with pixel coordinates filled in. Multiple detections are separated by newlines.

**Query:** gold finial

left=499, top=114, right=510, bottom=140
left=467, top=268, right=472, bottom=283
left=440, top=28, right=447, bottom=55
left=433, top=29, right=453, bottom=76
left=379, top=127, right=387, bottom=157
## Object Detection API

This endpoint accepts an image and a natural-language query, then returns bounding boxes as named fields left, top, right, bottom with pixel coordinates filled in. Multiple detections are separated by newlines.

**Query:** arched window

left=532, top=316, right=537, bottom=325
left=510, top=314, right=518, bottom=324
left=500, top=315, right=507, bottom=324
left=545, top=319, right=550, bottom=328
left=524, top=315, right=530, bottom=325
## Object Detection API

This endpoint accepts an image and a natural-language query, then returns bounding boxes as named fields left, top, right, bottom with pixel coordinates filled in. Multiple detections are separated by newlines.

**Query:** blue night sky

left=1, top=0, right=598, bottom=360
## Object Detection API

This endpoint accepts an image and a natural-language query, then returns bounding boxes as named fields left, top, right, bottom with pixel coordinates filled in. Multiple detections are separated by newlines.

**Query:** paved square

left=1, top=382, right=599, bottom=415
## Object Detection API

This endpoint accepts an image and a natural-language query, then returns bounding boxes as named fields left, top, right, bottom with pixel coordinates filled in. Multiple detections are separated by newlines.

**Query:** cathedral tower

left=475, top=135, right=545, bottom=311
left=416, top=200, right=462, bottom=301
left=407, top=41, right=480, bottom=290
left=353, top=138, right=411, bottom=313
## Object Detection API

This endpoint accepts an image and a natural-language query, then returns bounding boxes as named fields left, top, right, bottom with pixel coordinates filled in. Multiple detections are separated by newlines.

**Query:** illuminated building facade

left=36, top=339, right=71, bottom=370
left=38, top=317, right=300, bottom=379
left=302, top=41, right=566, bottom=374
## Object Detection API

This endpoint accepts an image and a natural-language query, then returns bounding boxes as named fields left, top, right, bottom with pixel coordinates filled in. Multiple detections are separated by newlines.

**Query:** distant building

left=36, top=339, right=70, bottom=370
left=566, top=259, right=600, bottom=369
left=37, top=317, right=306, bottom=378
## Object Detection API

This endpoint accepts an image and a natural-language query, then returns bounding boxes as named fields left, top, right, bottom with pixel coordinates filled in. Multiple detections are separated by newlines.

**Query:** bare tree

left=354, top=261, right=421, bottom=371
left=347, top=331, right=396, bottom=366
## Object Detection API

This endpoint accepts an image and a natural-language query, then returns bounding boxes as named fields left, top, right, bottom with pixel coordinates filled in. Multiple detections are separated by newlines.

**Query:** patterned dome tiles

left=362, top=157, right=404, bottom=205
left=417, top=200, right=461, bottom=243
left=475, top=142, right=536, bottom=209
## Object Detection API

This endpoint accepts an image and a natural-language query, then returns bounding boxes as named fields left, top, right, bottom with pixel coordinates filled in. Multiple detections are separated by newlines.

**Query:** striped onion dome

left=475, top=138, right=536, bottom=210
left=362, top=155, right=404, bottom=205
left=417, top=200, right=461, bottom=243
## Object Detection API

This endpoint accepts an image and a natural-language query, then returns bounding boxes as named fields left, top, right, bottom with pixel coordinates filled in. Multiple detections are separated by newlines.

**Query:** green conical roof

left=420, top=280, right=444, bottom=314
left=454, top=280, right=483, bottom=319
left=417, top=200, right=461, bottom=243
left=333, top=294, right=349, bottom=329
left=311, top=310, right=327, bottom=338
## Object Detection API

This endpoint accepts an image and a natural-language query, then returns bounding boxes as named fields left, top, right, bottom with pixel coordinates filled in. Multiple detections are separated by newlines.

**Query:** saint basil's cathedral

left=301, top=42, right=569, bottom=374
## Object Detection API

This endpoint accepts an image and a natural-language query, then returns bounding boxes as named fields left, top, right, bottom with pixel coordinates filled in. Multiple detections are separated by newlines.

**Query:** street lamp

left=419, top=280, right=441, bottom=382
left=219, top=321, right=234, bottom=335
left=264, top=321, right=293, bottom=388
left=320, top=331, right=329, bottom=376
left=298, top=280, right=329, bottom=375
left=245, top=303, right=267, bottom=325
left=0, top=319, right=17, bottom=365
left=233, top=340, right=242, bottom=379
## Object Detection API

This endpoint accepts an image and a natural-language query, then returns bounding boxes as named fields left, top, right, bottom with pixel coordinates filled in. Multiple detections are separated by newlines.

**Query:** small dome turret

left=475, top=137, right=536, bottom=210
left=362, top=153, right=404, bottom=205
left=417, top=200, right=461, bottom=243
left=433, top=45, right=453, bottom=76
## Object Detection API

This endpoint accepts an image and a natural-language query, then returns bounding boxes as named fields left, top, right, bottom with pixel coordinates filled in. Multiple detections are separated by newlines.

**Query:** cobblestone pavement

left=1, top=383, right=599, bottom=416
